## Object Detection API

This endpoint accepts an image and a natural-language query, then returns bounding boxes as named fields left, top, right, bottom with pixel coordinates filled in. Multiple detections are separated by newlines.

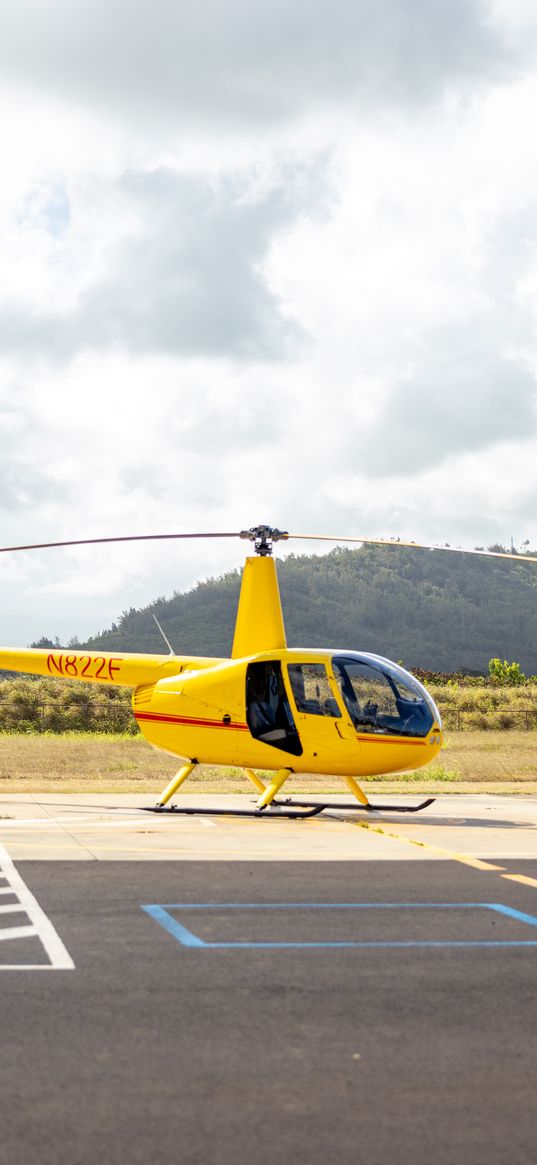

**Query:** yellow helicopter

left=0, top=524, right=530, bottom=818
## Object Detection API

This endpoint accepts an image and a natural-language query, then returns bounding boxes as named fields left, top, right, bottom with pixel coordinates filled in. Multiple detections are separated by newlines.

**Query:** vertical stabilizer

left=231, top=556, right=287, bottom=658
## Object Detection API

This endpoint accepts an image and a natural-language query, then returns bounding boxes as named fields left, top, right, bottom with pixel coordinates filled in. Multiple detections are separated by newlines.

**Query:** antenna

left=152, top=613, right=176, bottom=656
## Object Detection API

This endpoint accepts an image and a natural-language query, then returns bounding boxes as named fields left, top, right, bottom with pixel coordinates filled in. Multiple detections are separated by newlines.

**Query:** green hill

left=80, top=545, right=537, bottom=674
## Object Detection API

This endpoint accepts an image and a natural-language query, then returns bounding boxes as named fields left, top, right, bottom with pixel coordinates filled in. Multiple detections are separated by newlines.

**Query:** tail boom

left=0, top=646, right=223, bottom=688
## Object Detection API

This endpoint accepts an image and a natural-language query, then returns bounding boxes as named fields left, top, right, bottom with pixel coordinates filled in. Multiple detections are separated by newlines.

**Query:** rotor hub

left=239, top=525, right=289, bottom=556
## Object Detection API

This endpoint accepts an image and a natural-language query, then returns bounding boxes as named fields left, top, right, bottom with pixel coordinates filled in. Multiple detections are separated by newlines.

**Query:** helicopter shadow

left=333, top=809, right=537, bottom=831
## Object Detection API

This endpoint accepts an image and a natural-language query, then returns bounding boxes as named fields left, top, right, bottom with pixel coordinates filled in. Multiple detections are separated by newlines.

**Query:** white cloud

left=0, top=1, right=513, bottom=131
left=1, top=1, right=537, bottom=643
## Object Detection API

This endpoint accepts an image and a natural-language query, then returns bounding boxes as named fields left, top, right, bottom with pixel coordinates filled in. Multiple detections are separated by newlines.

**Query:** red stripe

left=135, top=711, right=249, bottom=731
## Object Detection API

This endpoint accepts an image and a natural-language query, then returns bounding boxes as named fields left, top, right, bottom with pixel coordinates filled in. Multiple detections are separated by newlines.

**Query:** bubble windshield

left=332, top=654, right=439, bottom=738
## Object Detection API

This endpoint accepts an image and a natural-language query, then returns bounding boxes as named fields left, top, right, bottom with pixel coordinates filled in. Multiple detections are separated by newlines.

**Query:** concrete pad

left=0, top=792, right=535, bottom=863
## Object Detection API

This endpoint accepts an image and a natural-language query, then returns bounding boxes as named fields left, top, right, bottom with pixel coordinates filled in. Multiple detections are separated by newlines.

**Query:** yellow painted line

left=501, top=873, right=537, bottom=888
left=352, top=820, right=506, bottom=872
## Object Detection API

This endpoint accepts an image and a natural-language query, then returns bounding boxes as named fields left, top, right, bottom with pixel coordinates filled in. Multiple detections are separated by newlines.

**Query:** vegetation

left=1, top=668, right=537, bottom=733
left=488, top=657, right=526, bottom=685
left=0, top=678, right=135, bottom=734
left=427, top=682, right=537, bottom=730
left=73, top=543, right=537, bottom=674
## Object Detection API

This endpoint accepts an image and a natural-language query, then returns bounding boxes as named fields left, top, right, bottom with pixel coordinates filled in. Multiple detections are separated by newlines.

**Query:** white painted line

left=0, top=964, right=64, bottom=970
left=0, top=925, right=37, bottom=941
left=0, top=887, right=15, bottom=895
left=0, top=903, right=28, bottom=914
left=0, top=844, right=74, bottom=970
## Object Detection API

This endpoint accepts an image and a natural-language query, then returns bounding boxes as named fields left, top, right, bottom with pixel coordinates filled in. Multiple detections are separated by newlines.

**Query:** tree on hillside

left=75, top=545, right=537, bottom=674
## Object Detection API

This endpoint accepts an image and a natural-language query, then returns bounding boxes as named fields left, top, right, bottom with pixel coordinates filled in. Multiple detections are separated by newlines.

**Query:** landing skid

left=146, top=803, right=325, bottom=819
left=274, top=796, right=435, bottom=814
left=144, top=796, right=435, bottom=819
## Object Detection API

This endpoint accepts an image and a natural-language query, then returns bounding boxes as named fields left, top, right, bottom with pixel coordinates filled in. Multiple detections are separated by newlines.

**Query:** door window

left=287, top=663, right=341, bottom=718
left=245, top=661, right=302, bottom=755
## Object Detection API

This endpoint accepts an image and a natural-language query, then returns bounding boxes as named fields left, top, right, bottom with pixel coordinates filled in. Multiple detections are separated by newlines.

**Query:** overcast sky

left=1, top=0, right=537, bottom=645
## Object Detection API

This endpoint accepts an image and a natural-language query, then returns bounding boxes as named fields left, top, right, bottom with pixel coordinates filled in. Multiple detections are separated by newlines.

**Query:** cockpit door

left=284, top=661, right=349, bottom=760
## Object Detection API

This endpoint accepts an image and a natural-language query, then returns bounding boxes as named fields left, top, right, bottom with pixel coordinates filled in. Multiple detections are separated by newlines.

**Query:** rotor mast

left=231, top=526, right=289, bottom=658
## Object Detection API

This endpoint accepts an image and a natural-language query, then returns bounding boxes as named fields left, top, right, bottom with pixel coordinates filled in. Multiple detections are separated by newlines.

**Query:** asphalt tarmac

left=2, top=852, right=537, bottom=1165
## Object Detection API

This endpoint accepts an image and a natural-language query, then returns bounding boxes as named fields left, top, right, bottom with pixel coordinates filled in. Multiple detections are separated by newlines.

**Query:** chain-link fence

left=435, top=707, right=537, bottom=731
left=0, top=698, right=137, bottom=734
left=2, top=697, right=537, bottom=734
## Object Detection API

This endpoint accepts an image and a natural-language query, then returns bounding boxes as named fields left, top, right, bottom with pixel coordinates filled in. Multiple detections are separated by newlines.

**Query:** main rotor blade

left=287, top=535, right=537, bottom=565
left=1, top=527, right=535, bottom=566
left=0, top=532, right=241, bottom=554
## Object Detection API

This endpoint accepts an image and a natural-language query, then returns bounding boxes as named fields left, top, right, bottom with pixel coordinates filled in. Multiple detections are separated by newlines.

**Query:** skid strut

left=151, top=761, right=434, bottom=817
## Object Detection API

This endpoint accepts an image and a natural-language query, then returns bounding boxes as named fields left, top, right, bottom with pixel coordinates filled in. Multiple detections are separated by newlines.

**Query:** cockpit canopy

left=332, top=653, right=440, bottom=738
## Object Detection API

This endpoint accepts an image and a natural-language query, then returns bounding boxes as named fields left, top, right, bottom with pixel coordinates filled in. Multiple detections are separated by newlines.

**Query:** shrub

left=488, top=658, right=526, bottom=685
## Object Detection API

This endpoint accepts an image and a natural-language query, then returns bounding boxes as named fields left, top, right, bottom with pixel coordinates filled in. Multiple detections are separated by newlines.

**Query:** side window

left=287, top=663, right=341, bottom=718
left=245, top=661, right=302, bottom=756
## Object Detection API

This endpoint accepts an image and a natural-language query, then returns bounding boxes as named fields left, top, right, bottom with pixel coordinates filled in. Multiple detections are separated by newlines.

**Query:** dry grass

left=0, top=734, right=179, bottom=794
left=430, top=683, right=537, bottom=730
left=0, top=730, right=536, bottom=795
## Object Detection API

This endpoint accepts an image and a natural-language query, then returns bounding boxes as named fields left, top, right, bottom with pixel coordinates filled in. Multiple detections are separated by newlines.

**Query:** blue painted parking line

left=485, top=903, right=537, bottom=928
left=141, top=902, right=537, bottom=950
left=143, top=905, right=206, bottom=948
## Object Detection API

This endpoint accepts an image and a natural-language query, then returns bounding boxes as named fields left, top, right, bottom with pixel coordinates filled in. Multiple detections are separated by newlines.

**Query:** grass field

left=0, top=730, right=536, bottom=795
